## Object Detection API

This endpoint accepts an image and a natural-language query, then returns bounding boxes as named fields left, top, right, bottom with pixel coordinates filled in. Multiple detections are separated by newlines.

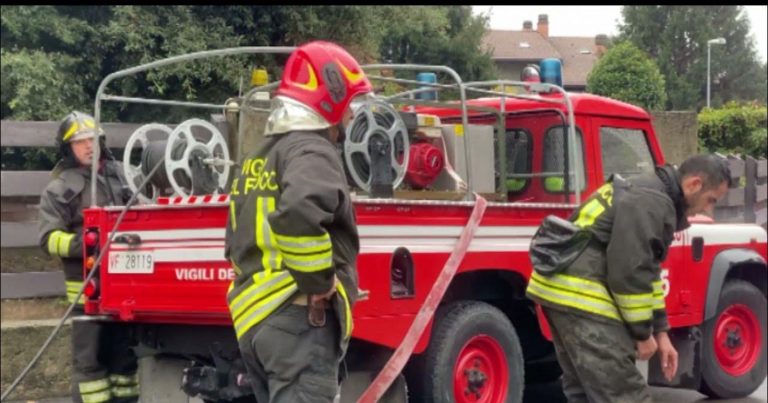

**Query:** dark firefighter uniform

left=38, top=112, right=139, bottom=403
left=225, top=130, right=359, bottom=402
left=526, top=165, right=689, bottom=403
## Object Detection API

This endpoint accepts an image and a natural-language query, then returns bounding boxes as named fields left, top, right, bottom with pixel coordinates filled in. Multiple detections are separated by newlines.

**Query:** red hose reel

left=406, top=142, right=444, bottom=189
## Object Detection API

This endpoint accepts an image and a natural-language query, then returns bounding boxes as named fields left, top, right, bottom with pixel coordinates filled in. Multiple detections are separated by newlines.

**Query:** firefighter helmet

left=276, top=41, right=373, bottom=126
left=56, top=111, right=106, bottom=164
left=57, top=111, right=104, bottom=147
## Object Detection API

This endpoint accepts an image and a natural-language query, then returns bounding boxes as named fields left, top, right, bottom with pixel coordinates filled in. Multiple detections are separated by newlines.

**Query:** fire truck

left=79, top=47, right=766, bottom=402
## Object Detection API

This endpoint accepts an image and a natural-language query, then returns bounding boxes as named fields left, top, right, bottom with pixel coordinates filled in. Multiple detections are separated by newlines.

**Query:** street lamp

left=707, top=37, right=726, bottom=109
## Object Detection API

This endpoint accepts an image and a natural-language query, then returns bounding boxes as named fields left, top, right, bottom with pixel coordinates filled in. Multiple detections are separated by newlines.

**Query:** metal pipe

left=91, top=46, right=296, bottom=206
left=100, top=95, right=229, bottom=110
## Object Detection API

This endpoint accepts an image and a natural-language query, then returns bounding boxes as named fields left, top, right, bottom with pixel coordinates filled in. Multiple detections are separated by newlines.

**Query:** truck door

left=593, top=117, right=690, bottom=317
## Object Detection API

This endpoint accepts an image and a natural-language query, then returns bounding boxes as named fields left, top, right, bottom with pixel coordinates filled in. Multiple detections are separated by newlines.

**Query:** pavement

left=7, top=379, right=767, bottom=403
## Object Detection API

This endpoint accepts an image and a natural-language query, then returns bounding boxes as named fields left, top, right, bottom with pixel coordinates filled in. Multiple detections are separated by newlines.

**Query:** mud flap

left=647, top=327, right=702, bottom=390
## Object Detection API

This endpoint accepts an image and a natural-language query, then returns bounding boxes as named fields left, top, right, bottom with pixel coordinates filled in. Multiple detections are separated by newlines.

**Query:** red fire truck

left=80, top=48, right=766, bottom=403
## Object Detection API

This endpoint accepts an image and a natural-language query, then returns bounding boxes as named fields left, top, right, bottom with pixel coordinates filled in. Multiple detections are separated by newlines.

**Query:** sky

left=472, top=6, right=768, bottom=64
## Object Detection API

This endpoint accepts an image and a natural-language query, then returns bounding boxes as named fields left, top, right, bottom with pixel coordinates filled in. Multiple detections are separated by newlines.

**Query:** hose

left=0, top=157, right=166, bottom=402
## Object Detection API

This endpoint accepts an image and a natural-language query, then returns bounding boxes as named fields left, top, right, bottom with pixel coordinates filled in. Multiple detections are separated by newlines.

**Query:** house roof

left=482, top=30, right=561, bottom=60
left=483, top=30, right=601, bottom=87
left=549, top=37, right=599, bottom=87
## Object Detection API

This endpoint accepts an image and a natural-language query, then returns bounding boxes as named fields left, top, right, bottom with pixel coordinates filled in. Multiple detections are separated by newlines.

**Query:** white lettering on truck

left=175, top=267, right=235, bottom=281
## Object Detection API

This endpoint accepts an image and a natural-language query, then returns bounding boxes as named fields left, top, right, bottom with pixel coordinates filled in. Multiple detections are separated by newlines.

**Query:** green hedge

left=698, top=102, right=767, bottom=157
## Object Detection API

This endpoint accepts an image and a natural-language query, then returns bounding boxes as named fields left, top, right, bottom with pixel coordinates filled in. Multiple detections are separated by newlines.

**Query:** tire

left=699, top=279, right=767, bottom=398
left=419, top=301, right=524, bottom=403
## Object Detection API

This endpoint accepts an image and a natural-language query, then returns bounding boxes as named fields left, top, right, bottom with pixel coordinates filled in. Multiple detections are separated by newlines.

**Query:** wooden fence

left=714, top=154, right=768, bottom=229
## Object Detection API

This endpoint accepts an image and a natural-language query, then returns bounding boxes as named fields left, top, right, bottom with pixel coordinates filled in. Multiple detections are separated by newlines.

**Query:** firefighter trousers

left=71, top=309, right=139, bottom=403
left=238, top=303, right=342, bottom=403
left=542, top=306, right=653, bottom=403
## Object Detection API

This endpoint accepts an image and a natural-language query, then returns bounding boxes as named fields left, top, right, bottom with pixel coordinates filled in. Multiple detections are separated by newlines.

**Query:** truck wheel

left=420, top=301, right=524, bottom=403
left=699, top=279, right=767, bottom=398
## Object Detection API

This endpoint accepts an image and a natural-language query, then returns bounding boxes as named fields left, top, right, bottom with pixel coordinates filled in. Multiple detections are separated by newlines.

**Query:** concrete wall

left=650, top=111, right=699, bottom=165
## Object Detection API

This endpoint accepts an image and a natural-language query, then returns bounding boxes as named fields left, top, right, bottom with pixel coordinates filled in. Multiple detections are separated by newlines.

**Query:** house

left=482, top=14, right=609, bottom=92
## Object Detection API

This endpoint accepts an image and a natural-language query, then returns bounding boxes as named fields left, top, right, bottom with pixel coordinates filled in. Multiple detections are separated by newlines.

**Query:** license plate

left=108, top=251, right=154, bottom=274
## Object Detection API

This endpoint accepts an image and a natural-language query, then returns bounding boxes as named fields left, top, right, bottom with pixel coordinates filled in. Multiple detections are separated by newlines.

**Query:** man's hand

left=636, top=335, right=658, bottom=361
left=310, top=275, right=339, bottom=303
left=655, top=331, right=678, bottom=381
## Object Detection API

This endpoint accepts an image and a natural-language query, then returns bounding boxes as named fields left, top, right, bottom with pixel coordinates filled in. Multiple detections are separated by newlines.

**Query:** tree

left=586, top=42, right=667, bottom=111
left=619, top=6, right=767, bottom=110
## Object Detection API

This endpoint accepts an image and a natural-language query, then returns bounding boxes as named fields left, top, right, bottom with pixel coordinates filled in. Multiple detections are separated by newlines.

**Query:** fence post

left=745, top=156, right=756, bottom=223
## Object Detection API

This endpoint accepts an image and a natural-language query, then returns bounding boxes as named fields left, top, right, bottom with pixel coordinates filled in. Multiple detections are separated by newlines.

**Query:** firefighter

left=527, top=154, right=731, bottom=403
left=225, top=41, right=373, bottom=402
left=38, top=111, right=139, bottom=403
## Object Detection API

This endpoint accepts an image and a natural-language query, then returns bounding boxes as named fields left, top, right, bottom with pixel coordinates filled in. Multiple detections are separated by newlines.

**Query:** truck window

left=542, top=126, right=585, bottom=193
left=600, top=127, right=655, bottom=180
left=497, top=129, right=531, bottom=192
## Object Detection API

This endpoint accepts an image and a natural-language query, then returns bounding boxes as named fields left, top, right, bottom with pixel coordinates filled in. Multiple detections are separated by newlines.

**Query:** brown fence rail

left=714, top=154, right=768, bottom=229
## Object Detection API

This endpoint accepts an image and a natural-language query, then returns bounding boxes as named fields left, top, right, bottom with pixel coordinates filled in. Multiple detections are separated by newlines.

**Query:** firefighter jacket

left=38, top=160, right=127, bottom=305
left=527, top=165, right=689, bottom=341
left=225, top=130, right=360, bottom=343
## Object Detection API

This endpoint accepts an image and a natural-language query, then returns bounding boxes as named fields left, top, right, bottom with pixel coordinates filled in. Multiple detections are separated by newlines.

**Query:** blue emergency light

left=416, top=72, right=438, bottom=101
left=539, top=58, right=563, bottom=88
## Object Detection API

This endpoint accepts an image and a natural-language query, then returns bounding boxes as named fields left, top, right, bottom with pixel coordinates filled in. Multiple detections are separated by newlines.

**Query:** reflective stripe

left=336, top=282, right=352, bottom=339
left=274, top=232, right=331, bottom=245
left=229, top=271, right=291, bottom=319
left=527, top=277, right=621, bottom=321
left=81, top=389, right=112, bottom=403
left=531, top=272, right=613, bottom=302
left=79, top=378, right=110, bottom=394
left=48, top=230, right=75, bottom=257
left=574, top=183, right=613, bottom=228
left=109, top=373, right=138, bottom=385
left=613, top=292, right=655, bottom=309
left=230, top=201, right=237, bottom=232
left=574, top=199, right=605, bottom=228
left=66, top=281, right=85, bottom=305
left=652, top=280, right=666, bottom=310
left=618, top=306, right=653, bottom=322
left=234, top=283, right=298, bottom=339
left=275, top=237, right=332, bottom=254
left=111, top=385, right=140, bottom=397
left=281, top=249, right=333, bottom=272
left=256, top=197, right=281, bottom=274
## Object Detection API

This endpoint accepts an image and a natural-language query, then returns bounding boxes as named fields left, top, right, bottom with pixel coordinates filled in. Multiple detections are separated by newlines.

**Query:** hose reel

left=123, top=119, right=231, bottom=203
left=343, top=100, right=410, bottom=194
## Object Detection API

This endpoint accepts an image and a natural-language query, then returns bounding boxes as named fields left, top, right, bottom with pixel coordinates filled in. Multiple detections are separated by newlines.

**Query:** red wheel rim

left=714, top=304, right=762, bottom=376
left=453, top=335, right=509, bottom=403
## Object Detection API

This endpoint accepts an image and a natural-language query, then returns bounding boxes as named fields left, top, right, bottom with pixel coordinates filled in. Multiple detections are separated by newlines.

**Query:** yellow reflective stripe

left=336, top=282, right=352, bottom=339
left=274, top=232, right=331, bottom=246
left=111, top=386, right=140, bottom=397
left=613, top=292, right=655, bottom=309
left=256, top=197, right=271, bottom=273
left=109, top=373, right=138, bottom=385
left=652, top=280, right=663, bottom=294
left=530, top=272, right=613, bottom=302
left=275, top=236, right=332, bottom=254
left=230, top=201, right=237, bottom=232
left=574, top=199, right=605, bottom=228
left=527, top=277, right=621, bottom=320
left=66, top=281, right=85, bottom=304
left=48, top=230, right=75, bottom=257
left=81, top=389, right=112, bottom=403
left=234, top=283, right=298, bottom=339
left=596, top=183, right=613, bottom=206
left=229, top=271, right=293, bottom=320
left=79, top=378, right=110, bottom=394
left=282, top=249, right=333, bottom=272
left=618, top=306, right=653, bottom=322
left=62, top=122, right=80, bottom=142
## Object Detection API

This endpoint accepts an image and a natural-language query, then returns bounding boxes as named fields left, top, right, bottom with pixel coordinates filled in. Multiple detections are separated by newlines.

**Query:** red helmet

left=276, top=41, right=373, bottom=126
